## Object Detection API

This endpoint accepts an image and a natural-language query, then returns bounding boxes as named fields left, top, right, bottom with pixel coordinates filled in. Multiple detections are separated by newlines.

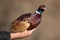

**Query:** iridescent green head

left=36, top=5, right=46, bottom=14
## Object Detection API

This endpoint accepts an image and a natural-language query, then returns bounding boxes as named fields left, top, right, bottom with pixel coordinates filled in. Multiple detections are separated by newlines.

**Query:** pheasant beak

left=43, top=7, right=46, bottom=11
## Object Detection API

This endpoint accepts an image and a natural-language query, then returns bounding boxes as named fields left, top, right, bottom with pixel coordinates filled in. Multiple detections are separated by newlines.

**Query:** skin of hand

left=10, top=28, right=35, bottom=40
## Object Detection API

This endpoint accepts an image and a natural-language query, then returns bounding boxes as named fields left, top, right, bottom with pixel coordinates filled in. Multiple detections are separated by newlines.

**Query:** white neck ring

left=35, top=11, right=41, bottom=14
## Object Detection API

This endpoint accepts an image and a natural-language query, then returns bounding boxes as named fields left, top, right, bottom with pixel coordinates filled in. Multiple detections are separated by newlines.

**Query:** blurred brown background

left=0, top=0, right=60, bottom=40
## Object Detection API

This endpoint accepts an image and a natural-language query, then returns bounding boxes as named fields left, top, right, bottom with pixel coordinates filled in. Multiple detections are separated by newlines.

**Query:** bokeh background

left=0, top=0, right=60, bottom=40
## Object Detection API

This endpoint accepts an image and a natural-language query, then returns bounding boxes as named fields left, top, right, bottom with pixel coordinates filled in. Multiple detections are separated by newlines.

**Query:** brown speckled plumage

left=10, top=5, right=46, bottom=32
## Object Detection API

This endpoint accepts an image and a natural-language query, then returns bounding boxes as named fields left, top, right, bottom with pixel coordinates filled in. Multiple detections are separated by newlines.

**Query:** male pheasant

left=10, top=5, right=46, bottom=32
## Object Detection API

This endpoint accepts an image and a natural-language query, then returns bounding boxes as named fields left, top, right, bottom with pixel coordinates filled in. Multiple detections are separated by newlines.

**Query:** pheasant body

left=10, top=5, right=46, bottom=32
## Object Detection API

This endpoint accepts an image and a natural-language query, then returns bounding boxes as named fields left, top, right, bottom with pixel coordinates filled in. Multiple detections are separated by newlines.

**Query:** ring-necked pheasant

left=10, top=5, right=46, bottom=32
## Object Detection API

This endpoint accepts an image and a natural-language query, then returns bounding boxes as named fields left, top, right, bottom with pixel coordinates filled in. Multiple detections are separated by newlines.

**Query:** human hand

left=10, top=28, right=35, bottom=40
